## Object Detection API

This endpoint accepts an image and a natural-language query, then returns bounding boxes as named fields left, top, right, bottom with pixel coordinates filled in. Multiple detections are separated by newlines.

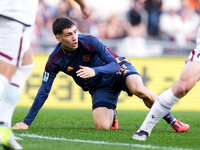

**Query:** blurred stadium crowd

left=31, top=0, right=200, bottom=57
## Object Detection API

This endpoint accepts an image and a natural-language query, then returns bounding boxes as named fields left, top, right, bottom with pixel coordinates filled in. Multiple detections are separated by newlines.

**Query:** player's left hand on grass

left=76, top=65, right=95, bottom=78
left=12, top=122, right=29, bottom=130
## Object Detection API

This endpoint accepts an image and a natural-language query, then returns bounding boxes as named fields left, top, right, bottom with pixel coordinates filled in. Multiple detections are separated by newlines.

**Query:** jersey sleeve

left=92, top=37, right=120, bottom=74
left=23, top=68, right=57, bottom=126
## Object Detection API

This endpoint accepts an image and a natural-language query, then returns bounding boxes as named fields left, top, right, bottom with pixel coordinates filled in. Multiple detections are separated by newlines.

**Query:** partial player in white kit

left=132, top=26, right=200, bottom=141
left=0, top=1, right=38, bottom=149
left=0, top=0, right=91, bottom=149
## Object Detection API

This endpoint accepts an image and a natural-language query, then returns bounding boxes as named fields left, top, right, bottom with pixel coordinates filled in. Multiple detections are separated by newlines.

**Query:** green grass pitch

left=6, top=107, right=200, bottom=150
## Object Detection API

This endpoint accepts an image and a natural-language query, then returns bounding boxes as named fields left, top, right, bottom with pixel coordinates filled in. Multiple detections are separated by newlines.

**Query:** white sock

left=139, top=88, right=179, bottom=135
left=0, top=64, right=33, bottom=127
left=0, top=85, right=20, bottom=127
left=0, top=74, right=9, bottom=97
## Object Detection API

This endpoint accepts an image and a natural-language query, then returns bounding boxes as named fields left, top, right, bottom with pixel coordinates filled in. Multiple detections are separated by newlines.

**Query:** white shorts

left=0, top=16, right=34, bottom=66
left=188, top=48, right=200, bottom=63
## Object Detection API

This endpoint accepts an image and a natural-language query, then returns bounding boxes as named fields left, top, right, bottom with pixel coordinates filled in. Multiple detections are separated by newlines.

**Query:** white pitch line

left=17, top=133, right=193, bottom=150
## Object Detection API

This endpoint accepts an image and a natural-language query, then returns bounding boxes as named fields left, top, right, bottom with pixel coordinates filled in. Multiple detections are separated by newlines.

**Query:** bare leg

left=132, top=61, right=200, bottom=140
left=92, top=107, right=113, bottom=130
left=0, top=48, right=34, bottom=127
left=125, top=74, right=157, bottom=108
left=172, top=61, right=200, bottom=98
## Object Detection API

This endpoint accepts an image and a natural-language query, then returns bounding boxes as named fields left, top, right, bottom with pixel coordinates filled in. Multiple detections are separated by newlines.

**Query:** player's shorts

left=0, top=16, right=33, bottom=66
left=90, top=56, right=140, bottom=110
left=188, top=48, right=200, bottom=63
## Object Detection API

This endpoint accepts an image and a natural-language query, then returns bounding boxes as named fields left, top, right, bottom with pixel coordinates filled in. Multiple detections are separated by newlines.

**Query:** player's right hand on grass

left=12, top=122, right=29, bottom=130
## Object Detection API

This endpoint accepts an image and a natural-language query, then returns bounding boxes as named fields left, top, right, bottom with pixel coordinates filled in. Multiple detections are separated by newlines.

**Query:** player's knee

left=95, top=125, right=110, bottom=130
left=94, top=122, right=110, bottom=130
left=2, top=85, right=21, bottom=104
left=173, top=82, right=187, bottom=97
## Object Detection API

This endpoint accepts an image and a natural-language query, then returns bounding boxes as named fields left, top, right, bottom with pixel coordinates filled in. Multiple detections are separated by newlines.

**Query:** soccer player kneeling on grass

left=12, top=17, right=189, bottom=133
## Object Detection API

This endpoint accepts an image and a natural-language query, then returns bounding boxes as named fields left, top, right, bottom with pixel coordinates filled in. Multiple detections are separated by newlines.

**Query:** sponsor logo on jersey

left=66, top=66, right=74, bottom=72
left=43, top=71, right=49, bottom=82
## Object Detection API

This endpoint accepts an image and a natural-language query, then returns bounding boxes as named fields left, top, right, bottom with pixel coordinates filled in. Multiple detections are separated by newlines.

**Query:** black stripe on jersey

left=45, top=49, right=63, bottom=72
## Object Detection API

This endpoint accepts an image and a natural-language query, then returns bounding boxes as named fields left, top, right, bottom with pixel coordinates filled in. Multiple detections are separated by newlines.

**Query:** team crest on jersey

left=120, top=64, right=127, bottom=71
left=43, top=71, right=49, bottom=82
left=83, top=55, right=91, bottom=62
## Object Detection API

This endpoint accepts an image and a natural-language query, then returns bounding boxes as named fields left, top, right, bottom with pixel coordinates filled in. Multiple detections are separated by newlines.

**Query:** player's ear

left=55, top=35, right=62, bottom=42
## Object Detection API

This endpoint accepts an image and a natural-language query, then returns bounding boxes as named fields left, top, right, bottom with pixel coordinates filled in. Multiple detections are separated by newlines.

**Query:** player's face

left=56, top=25, right=78, bottom=53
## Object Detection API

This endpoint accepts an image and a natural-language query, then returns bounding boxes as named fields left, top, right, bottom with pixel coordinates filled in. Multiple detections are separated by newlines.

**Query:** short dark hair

left=52, top=17, right=75, bottom=35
